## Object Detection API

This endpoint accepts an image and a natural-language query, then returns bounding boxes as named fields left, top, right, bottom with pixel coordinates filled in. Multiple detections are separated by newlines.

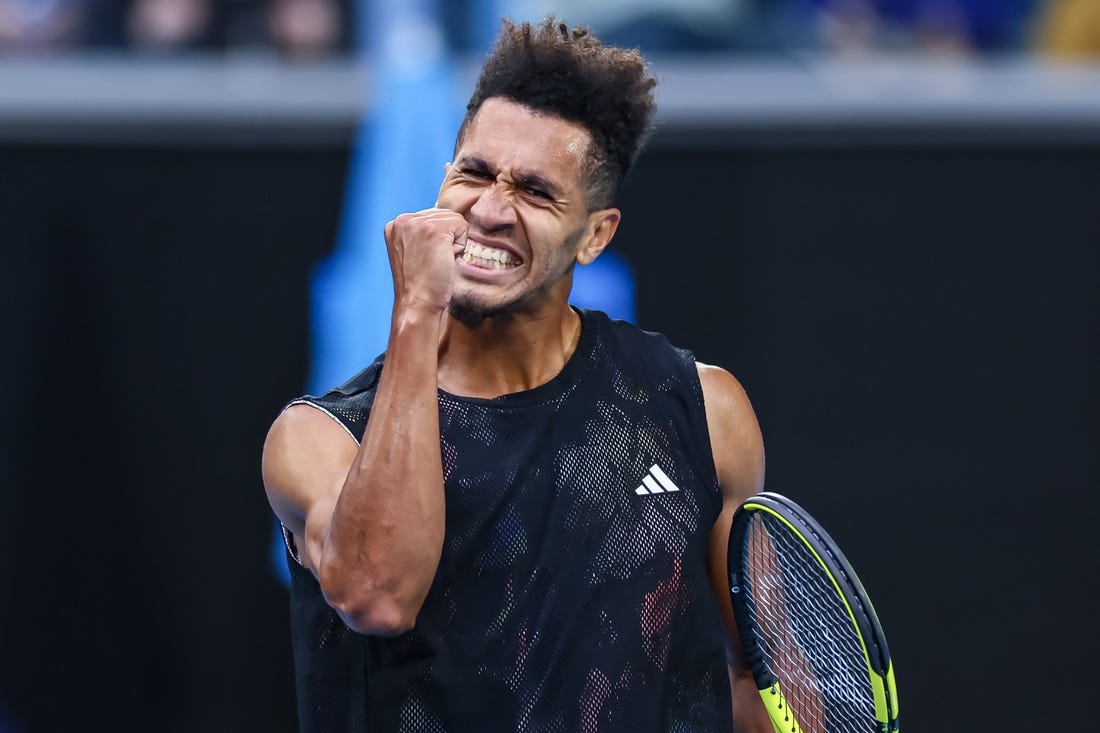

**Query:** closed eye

left=514, top=173, right=562, bottom=203
left=521, top=186, right=552, bottom=200
left=459, top=167, right=494, bottom=181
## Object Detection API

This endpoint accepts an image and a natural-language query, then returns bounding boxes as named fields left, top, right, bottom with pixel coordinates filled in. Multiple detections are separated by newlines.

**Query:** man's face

left=436, top=97, right=598, bottom=324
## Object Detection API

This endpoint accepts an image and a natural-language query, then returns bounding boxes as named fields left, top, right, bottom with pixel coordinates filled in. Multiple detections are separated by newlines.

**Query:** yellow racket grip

left=759, top=683, right=804, bottom=733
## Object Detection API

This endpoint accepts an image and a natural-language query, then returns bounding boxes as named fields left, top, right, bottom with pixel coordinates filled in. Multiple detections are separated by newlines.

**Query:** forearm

left=731, top=662, right=779, bottom=733
left=319, top=305, right=446, bottom=634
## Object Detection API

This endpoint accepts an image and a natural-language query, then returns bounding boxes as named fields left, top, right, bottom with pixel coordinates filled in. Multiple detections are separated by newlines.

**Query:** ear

left=575, top=208, right=621, bottom=266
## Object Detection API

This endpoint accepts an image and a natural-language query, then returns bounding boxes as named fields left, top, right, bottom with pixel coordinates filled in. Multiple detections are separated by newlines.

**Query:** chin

left=448, top=292, right=530, bottom=329
left=448, top=299, right=491, bottom=328
left=448, top=294, right=509, bottom=328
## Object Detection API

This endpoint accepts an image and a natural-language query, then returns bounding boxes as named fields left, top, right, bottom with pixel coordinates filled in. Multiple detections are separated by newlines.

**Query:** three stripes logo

left=634, top=464, right=681, bottom=496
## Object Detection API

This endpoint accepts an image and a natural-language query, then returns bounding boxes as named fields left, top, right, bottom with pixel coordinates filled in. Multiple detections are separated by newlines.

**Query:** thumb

left=453, top=224, right=468, bottom=249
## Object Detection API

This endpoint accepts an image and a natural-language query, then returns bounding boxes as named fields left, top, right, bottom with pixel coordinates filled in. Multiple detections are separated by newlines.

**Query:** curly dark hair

left=458, top=17, right=658, bottom=209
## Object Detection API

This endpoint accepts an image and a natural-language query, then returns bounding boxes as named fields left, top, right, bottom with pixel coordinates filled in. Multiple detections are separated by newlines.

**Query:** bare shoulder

left=696, top=362, right=765, bottom=504
left=261, top=403, right=359, bottom=539
left=696, top=362, right=759, bottom=442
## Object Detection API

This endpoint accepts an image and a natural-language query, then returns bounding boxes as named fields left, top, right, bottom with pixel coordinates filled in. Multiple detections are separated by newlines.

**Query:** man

left=262, top=17, right=771, bottom=732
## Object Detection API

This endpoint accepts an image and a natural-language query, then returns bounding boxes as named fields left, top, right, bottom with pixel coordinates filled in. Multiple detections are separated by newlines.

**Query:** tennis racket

left=727, top=491, right=900, bottom=733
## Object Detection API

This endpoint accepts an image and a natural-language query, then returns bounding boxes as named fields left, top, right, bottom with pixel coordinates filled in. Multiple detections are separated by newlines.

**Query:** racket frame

left=727, top=491, right=900, bottom=732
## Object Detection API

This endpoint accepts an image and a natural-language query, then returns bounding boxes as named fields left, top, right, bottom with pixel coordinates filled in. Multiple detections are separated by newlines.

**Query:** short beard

left=448, top=298, right=493, bottom=329
left=447, top=295, right=530, bottom=329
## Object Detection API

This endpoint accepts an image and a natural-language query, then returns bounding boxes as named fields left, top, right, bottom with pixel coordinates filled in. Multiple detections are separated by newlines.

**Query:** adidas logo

left=634, top=464, right=681, bottom=496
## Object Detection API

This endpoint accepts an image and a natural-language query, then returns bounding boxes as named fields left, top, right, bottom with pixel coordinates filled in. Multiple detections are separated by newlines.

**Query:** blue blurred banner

left=573, top=251, right=636, bottom=322
left=308, top=0, right=463, bottom=395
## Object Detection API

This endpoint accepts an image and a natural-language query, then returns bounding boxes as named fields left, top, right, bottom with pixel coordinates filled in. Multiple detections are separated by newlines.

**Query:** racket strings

left=743, top=515, right=877, bottom=733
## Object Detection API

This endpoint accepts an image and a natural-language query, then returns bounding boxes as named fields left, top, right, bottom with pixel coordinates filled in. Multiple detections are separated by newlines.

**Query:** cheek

left=523, top=223, right=568, bottom=272
left=534, top=239, right=579, bottom=281
left=438, top=182, right=476, bottom=209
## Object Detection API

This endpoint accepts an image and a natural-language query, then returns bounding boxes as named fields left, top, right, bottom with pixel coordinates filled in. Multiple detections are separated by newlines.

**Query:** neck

left=436, top=302, right=582, bottom=399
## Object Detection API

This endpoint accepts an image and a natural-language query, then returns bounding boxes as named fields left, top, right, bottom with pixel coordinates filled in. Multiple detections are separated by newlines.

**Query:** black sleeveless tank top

left=282, top=308, right=732, bottom=732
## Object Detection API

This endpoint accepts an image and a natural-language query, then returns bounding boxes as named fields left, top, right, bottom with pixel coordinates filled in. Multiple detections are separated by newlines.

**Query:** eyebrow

left=457, top=155, right=566, bottom=200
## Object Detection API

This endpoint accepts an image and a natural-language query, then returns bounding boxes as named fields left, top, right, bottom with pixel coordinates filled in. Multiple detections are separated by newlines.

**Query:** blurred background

left=1, top=1, right=1097, bottom=732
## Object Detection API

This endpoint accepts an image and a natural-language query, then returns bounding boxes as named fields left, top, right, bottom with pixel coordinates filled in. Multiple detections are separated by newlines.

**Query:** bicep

left=698, top=362, right=765, bottom=639
left=261, top=403, right=359, bottom=574
left=698, top=362, right=765, bottom=504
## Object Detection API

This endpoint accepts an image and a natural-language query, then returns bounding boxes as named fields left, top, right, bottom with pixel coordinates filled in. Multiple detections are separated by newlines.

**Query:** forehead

left=458, top=98, right=592, bottom=188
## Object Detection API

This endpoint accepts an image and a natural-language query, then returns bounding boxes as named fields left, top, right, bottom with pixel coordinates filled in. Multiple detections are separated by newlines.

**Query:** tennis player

left=262, top=17, right=771, bottom=732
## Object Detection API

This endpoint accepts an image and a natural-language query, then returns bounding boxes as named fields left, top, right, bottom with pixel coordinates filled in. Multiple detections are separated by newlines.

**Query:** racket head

left=727, top=491, right=900, bottom=733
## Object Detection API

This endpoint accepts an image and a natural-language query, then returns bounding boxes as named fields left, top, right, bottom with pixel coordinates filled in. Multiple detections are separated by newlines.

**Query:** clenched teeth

left=462, top=242, right=522, bottom=269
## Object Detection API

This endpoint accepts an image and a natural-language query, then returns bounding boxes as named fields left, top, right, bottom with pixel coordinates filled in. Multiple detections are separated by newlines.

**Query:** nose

left=468, top=180, right=517, bottom=232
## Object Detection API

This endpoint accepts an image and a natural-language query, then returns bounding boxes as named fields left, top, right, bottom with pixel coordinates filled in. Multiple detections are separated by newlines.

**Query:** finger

left=421, top=210, right=468, bottom=247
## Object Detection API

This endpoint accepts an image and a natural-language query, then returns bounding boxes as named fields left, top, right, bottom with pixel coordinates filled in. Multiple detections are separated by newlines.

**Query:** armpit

left=281, top=523, right=304, bottom=566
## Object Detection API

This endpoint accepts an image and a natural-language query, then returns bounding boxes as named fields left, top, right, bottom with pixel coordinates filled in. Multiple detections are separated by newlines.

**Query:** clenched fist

left=384, top=208, right=468, bottom=315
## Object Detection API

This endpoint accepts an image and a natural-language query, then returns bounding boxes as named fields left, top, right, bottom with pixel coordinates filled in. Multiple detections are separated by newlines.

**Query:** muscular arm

left=262, top=209, right=466, bottom=636
left=698, top=363, right=773, bottom=733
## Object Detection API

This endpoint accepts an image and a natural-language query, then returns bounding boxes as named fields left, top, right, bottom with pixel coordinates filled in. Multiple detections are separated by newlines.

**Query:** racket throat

left=759, top=683, right=805, bottom=733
